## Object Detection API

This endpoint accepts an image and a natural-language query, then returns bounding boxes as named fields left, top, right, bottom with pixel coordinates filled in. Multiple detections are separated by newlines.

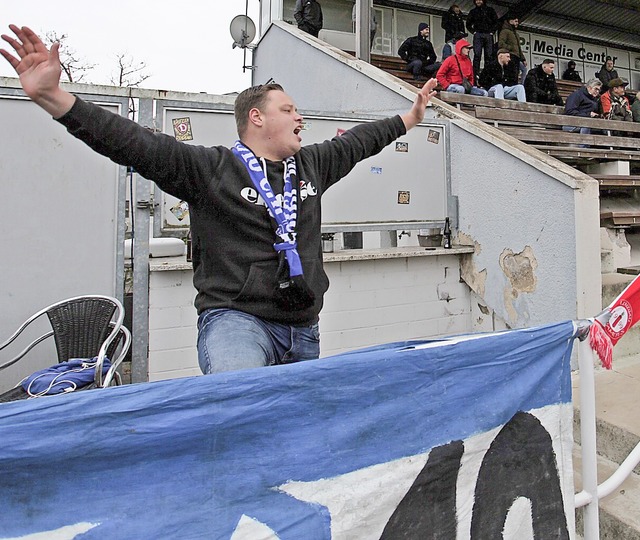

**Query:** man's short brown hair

left=234, top=83, right=285, bottom=138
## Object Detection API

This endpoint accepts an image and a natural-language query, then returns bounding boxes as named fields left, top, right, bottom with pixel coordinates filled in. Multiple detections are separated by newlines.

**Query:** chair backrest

left=45, top=297, right=118, bottom=363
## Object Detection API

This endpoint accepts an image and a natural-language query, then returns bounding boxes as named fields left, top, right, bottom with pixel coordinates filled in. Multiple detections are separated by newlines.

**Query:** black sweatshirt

left=57, top=98, right=406, bottom=325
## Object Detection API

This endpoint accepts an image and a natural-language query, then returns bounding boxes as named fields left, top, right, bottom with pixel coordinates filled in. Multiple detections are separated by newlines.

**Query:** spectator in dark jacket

left=632, top=91, right=640, bottom=123
left=294, top=0, right=323, bottom=38
left=563, top=78, right=602, bottom=135
left=466, top=0, right=498, bottom=77
left=497, top=15, right=526, bottom=83
left=478, top=49, right=526, bottom=101
left=562, top=60, right=582, bottom=82
left=398, top=23, right=441, bottom=80
left=441, top=4, right=466, bottom=42
left=524, top=59, right=563, bottom=105
left=596, top=57, right=619, bottom=88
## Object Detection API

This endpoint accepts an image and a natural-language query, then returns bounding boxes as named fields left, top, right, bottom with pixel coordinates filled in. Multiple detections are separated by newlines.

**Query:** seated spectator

left=478, top=49, right=526, bottom=101
left=601, top=77, right=632, bottom=122
left=398, top=23, right=441, bottom=80
left=562, top=60, right=582, bottom=82
left=437, top=39, right=488, bottom=96
left=596, top=57, right=619, bottom=88
left=442, top=31, right=467, bottom=60
left=524, top=59, right=563, bottom=106
left=562, top=78, right=602, bottom=135
left=632, top=91, right=640, bottom=123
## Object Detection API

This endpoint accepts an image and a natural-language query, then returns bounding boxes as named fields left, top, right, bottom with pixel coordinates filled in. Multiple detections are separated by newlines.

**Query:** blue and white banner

left=0, top=321, right=576, bottom=539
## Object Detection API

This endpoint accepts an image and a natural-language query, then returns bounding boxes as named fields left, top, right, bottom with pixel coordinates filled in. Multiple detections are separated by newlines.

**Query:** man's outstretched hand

left=401, top=78, right=438, bottom=131
left=1, top=25, right=75, bottom=117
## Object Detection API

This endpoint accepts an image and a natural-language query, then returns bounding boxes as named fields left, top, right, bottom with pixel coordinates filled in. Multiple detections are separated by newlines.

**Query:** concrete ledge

left=148, top=246, right=476, bottom=272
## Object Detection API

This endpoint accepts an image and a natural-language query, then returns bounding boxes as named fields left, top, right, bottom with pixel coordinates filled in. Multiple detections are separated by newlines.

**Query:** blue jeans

left=446, top=84, right=488, bottom=96
left=197, top=308, right=321, bottom=374
left=489, top=84, right=526, bottom=102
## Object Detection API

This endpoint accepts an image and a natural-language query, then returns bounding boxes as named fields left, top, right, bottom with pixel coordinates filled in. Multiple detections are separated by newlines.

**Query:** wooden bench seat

left=471, top=107, right=640, bottom=160
left=593, top=175, right=640, bottom=189
left=436, top=92, right=564, bottom=114
left=535, top=146, right=640, bottom=162
left=499, top=127, right=639, bottom=150
left=600, top=211, right=640, bottom=227
left=474, top=107, right=640, bottom=134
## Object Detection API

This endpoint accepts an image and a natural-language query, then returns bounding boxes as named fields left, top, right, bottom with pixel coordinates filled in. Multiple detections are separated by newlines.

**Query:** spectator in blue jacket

left=563, top=78, right=603, bottom=135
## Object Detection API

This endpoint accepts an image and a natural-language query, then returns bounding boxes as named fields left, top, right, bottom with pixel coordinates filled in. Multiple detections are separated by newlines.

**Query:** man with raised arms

left=1, top=25, right=437, bottom=375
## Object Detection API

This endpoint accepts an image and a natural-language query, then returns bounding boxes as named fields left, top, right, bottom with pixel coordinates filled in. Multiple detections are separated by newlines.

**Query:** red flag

left=589, top=274, right=640, bottom=369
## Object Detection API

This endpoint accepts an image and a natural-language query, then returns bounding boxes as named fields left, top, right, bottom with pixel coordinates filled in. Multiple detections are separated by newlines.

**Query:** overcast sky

left=1, top=1, right=261, bottom=95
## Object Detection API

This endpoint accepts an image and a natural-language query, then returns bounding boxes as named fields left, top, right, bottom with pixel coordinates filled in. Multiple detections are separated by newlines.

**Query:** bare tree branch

left=110, top=53, right=151, bottom=88
left=43, top=31, right=95, bottom=83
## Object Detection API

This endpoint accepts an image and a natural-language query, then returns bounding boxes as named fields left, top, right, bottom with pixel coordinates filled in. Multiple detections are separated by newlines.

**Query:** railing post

left=577, top=336, right=600, bottom=539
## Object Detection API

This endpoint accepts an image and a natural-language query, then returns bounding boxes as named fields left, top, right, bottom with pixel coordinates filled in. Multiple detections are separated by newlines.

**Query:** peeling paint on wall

left=500, top=246, right=538, bottom=323
left=458, top=232, right=487, bottom=298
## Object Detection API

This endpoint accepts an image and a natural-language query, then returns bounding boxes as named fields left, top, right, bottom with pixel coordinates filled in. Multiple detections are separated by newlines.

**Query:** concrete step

left=574, top=445, right=640, bottom=539
left=573, top=353, right=640, bottom=538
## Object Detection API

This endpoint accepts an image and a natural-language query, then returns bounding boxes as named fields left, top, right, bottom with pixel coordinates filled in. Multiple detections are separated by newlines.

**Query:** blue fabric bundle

left=21, top=357, right=111, bottom=396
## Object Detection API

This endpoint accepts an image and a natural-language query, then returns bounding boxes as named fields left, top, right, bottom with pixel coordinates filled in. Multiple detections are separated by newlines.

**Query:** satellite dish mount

left=230, top=14, right=257, bottom=72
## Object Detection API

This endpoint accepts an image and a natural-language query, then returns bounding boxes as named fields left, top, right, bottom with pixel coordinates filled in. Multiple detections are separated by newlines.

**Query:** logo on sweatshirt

left=240, top=181, right=317, bottom=206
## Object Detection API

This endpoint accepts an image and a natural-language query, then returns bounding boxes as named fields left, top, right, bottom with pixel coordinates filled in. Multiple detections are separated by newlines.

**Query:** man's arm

left=401, top=78, right=438, bottom=131
left=398, top=38, right=411, bottom=61
left=1, top=24, right=221, bottom=203
left=426, top=43, right=437, bottom=65
left=466, top=11, right=476, bottom=34
left=1, top=25, right=75, bottom=118
left=294, top=0, right=304, bottom=24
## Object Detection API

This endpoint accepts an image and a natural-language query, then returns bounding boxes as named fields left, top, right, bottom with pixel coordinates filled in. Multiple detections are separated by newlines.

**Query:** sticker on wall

left=427, top=130, right=440, bottom=144
left=173, top=117, right=193, bottom=141
left=170, top=200, right=190, bottom=221
left=301, top=121, right=312, bottom=131
left=371, top=166, right=383, bottom=175
left=336, top=128, right=346, bottom=137
left=397, top=191, right=410, bottom=204
left=395, top=142, right=409, bottom=153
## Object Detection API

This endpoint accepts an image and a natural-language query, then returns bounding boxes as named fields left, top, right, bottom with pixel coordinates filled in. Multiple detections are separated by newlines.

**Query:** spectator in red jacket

left=436, top=39, right=488, bottom=96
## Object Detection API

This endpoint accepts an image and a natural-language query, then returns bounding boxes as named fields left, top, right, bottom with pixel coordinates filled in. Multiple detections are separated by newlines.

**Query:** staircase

left=361, top=50, right=640, bottom=539
left=367, top=53, right=425, bottom=89
left=573, top=353, right=640, bottom=538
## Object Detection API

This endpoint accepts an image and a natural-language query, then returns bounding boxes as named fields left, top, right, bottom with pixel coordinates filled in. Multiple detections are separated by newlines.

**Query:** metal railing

left=575, top=324, right=640, bottom=539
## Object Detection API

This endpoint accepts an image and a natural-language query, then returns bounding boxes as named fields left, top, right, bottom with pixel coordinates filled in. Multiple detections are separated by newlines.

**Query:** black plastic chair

left=0, top=295, right=130, bottom=400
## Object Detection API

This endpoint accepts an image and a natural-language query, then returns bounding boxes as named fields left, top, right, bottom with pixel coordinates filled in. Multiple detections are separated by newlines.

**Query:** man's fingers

left=21, top=26, right=46, bottom=54
left=50, top=41, right=60, bottom=64
left=0, top=48, right=20, bottom=69
left=1, top=33, right=25, bottom=58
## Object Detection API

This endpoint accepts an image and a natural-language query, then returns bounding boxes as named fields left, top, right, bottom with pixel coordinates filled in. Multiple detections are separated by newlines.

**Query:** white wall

left=253, top=21, right=603, bottom=328
left=147, top=249, right=473, bottom=381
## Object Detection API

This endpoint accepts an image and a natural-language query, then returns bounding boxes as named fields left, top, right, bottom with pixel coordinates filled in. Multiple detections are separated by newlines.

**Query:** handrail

left=574, top=322, right=640, bottom=539
left=576, top=328, right=600, bottom=538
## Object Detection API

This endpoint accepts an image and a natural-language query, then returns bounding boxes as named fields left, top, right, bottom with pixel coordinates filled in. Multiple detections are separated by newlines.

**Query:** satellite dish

left=230, top=15, right=257, bottom=49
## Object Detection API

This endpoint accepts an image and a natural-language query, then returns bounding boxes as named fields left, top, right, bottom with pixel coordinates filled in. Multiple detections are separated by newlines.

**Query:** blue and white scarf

left=232, top=141, right=315, bottom=311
